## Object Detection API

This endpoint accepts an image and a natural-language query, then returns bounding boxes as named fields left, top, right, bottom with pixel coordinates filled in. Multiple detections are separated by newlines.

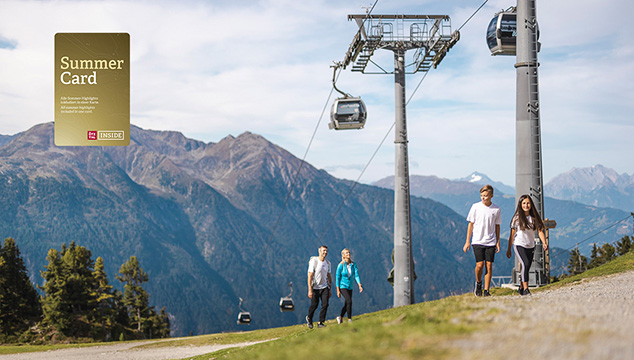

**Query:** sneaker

left=348, top=318, right=352, bottom=323
left=524, top=288, right=531, bottom=296
left=336, top=316, right=342, bottom=324
left=306, top=316, right=313, bottom=329
left=474, top=282, right=483, bottom=297
left=317, top=322, right=326, bottom=328
left=518, top=286, right=524, bottom=296
left=483, top=290, right=491, bottom=297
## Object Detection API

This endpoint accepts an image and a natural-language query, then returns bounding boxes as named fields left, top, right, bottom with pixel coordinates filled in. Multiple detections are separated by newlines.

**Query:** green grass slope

left=3, top=251, right=632, bottom=359
left=180, top=251, right=634, bottom=360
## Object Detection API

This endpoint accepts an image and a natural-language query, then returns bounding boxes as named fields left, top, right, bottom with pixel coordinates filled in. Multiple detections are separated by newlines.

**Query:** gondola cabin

left=486, top=10, right=517, bottom=56
left=279, top=297, right=295, bottom=312
left=329, top=97, right=367, bottom=130
left=237, top=311, right=251, bottom=325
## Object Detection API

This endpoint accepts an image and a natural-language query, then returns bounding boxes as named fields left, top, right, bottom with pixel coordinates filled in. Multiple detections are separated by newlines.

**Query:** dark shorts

left=473, top=245, right=496, bottom=263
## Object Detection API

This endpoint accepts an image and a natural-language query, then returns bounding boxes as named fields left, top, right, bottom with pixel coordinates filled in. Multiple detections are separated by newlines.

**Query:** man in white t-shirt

left=306, top=245, right=332, bottom=329
left=463, top=185, right=501, bottom=297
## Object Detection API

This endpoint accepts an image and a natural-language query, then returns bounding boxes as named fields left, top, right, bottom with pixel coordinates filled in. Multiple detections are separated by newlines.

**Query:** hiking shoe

left=474, top=282, right=483, bottom=297
left=317, top=322, right=326, bottom=328
left=518, top=286, right=524, bottom=296
left=306, top=316, right=313, bottom=329
left=336, top=316, right=342, bottom=324
left=483, top=290, right=491, bottom=297
left=524, top=288, right=531, bottom=296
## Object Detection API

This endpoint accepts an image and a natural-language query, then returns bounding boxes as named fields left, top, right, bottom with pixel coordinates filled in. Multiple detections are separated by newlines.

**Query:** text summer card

left=55, top=33, right=129, bottom=146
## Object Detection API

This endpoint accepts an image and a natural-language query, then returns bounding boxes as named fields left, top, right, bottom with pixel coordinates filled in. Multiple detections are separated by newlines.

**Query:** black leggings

left=339, top=288, right=353, bottom=319
left=514, top=245, right=535, bottom=283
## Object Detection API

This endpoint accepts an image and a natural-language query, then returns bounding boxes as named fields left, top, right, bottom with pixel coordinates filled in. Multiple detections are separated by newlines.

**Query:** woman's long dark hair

left=511, top=194, right=544, bottom=231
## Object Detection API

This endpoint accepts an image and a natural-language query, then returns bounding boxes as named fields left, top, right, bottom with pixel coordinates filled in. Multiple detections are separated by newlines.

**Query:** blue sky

left=0, top=0, right=632, bottom=186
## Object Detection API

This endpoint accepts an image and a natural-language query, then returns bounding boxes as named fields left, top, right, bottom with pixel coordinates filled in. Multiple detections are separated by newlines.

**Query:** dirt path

left=447, top=270, right=634, bottom=360
left=0, top=339, right=269, bottom=360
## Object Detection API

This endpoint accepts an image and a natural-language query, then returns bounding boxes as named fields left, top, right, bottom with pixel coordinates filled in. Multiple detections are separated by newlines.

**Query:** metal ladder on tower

left=526, top=0, right=542, bottom=209
left=526, top=0, right=548, bottom=283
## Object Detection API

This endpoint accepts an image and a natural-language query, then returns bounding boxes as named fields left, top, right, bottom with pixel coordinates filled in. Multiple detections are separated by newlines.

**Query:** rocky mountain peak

left=547, top=165, right=626, bottom=192
left=457, top=172, right=514, bottom=195
left=545, top=165, right=634, bottom=211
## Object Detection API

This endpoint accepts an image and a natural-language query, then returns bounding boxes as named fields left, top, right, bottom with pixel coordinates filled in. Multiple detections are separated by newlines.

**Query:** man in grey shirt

left=306, top=245, right=332, bottom=328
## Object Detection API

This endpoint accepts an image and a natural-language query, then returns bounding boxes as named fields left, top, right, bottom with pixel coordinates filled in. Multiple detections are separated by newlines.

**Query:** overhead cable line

left=263, top=0, right=379, bottom=266
left=237, top=0, right=381, bottom=311
left=314, top=0, right=492, bottom=237
left=406, top=0, right=489, bottom=104
left=550, top=214, right=634, bottom=261
left=457, top=0, right=489, bottom=32
left=237, top=73, right=339, bottom=311
left=286, top=0, right=382, bottom=284
left=314, top=122, right=395, bottom=244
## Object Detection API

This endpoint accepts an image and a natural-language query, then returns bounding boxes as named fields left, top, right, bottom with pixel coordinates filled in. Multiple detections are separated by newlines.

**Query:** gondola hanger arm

left=331, top=61, right=351, bottom=99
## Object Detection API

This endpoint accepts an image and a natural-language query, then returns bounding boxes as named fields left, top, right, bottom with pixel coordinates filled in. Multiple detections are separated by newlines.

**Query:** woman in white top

left=506, top=194, right=548, bottom=295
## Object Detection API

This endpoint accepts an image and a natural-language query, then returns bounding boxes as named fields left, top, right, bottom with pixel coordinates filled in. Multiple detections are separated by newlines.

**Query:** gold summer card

left=54, top=33, right=129, bottom=146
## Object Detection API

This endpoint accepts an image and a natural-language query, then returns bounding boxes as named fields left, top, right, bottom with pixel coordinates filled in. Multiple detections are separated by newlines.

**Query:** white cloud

left=0, top=0, right=632, bottom=186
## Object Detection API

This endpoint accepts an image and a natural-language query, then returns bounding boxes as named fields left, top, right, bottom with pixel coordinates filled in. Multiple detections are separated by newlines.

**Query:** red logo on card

left=87, top=131, right=97, bottom=140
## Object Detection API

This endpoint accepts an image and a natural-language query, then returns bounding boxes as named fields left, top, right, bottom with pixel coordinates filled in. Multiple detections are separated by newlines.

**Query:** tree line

left=0, top=238, right=169, bottom=343
left=566, top=234, right=633, bottom=276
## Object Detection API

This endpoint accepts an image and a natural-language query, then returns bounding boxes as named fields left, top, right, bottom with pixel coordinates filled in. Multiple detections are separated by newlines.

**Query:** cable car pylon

left=336, top=13, right=459, bottom=307
left=488, top=0, right=551, bottom=287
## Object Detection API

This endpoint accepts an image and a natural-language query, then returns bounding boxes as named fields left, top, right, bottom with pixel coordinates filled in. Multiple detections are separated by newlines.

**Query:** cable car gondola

left=486, top=7, right=540, bottom=56
left=486, top=7, right=517, bottom=56
left=237, top=311, right=251, bottom=325
left=236, top=298, right=251, bottom=325
left=328, top=62, right=367, bottom=130
left=279, top=297, right=294, bottom=312
left=279, top=282, right=295, bottom=312
left=328, top=97, right=367, bottom=130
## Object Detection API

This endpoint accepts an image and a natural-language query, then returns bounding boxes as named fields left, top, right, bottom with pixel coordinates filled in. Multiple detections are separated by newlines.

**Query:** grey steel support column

left=341, top=14, right=456, bottom=305
left=393, top=47, right=415, bottom=306
left=514, top=0, right=548, bottom=285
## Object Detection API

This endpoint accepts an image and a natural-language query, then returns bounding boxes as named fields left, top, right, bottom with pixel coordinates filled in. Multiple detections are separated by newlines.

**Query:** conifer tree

left=91, top=257, right=116, bottom=340
left=588, top=243, right=600, bottom=269
left=111, top=288, right=131, bottom=340
left=598, top=242, right=616, bottom=265
left=116, top=256, right=150, bottom=334
left=567, top=247, right=588, bottom=276
left=0, top=238, right=41, bottom=339
left=62, top=242, right=96, bottom=315
left=40, top=247, right=70, bottom=333
left=115, top=256, right=170, bottom=338
left=40, top=242, right=98, bottom=337
left=615, top=235, right=633, bottom=256
left=146, top=307, right=170, bottom=339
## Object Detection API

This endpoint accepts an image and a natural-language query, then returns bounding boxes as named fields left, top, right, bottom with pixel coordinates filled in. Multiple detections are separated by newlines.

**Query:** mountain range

left=3, top=123, right=630, bottom=336
left=1, top=123, right=488, bottom=337
left=373, top=173, right=632, bottom=268
left=454, top=167, right=634, bottom=215
left=545, top=165, right=634, bottom=212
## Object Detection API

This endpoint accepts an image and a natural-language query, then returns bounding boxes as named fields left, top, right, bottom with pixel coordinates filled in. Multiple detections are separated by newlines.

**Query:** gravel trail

left=448, top=270, right=634, bottom=360
left=0, top=339, right=269, bottom=360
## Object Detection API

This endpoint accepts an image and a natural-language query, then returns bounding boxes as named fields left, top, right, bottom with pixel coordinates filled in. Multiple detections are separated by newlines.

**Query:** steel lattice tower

left=341, top=14, right=459, bottom=306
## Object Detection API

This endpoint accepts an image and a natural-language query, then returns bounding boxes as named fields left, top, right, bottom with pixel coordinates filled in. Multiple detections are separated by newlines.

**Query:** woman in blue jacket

left=336, top=248, right=363, bottom=323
